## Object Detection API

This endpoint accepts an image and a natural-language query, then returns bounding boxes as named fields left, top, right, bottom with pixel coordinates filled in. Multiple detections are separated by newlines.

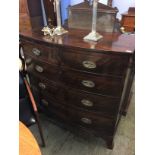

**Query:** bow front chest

left=20, top=29, right=135, bottom=149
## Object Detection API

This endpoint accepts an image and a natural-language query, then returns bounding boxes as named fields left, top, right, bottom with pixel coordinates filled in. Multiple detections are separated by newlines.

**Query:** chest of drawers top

left=20, top=28, right=135, bottom=55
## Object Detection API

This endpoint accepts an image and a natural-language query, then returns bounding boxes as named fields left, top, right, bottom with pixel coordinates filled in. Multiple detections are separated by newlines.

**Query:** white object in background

left=99, top=0, right=108, bottom=5
left=84, top=0, right=103, bottom=41
left=40, top=0, right=47, bottom=26
left=54, top=0, right=68, bottom=35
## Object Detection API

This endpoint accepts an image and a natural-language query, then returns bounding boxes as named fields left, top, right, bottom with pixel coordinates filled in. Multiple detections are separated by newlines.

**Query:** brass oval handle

left=38, top=82, right=46, bottom=89
left=81, top=118, right=92, bottom=124
left=82, top=60, right=96, bottom=69
left=32, top=48, right=41, bottom=56
left=35, top=65, right=44, bottom=73
left=25, top=58, right=32, bottom=64
left=41, top=99, right=49, bottom=106
left=81, top=99, right=93, bottom=107
left=81, top=80, right=95, bottom=88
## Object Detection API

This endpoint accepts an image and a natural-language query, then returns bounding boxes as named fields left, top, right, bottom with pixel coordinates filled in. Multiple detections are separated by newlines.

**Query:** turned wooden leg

left=106, top=138, right=114, bottom=149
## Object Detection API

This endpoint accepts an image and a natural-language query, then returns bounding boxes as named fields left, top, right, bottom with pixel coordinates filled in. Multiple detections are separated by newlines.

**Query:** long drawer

left=60, top=47, right=129, bottom=76
left=60, top=70, right=123, bottom=97
left=39, top=93, right=115, bottom=133
left=29, top=74, right=119, bottom=117
left=22, top=41, right=60, bottom=65
left=25, top=55, right=123, bottom=97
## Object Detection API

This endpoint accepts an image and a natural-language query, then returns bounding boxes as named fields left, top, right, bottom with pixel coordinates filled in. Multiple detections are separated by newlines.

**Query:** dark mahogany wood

left=20, top=29, right=135, bottom=54
left=39, top=93, right=115, bottom=132
left=20, top=28, right=135, bottom=149
left=60, top=69, right=123, bottom=97
left=22, top=40, right=60, bottom=66
left=60, top=47, right=129, bottom=76
left=43, top=0, right=57, bottom=26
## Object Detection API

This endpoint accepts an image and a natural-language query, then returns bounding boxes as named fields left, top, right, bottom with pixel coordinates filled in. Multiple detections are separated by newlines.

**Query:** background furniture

left=19, top=121, right=41, bottom=155
left=121, top=7, right=135, bottom=32
left=67, top=0, right=118, bottom=32
left=20, top=29, right=134, bottom=149
left=19, top=0, right=44, bottom=32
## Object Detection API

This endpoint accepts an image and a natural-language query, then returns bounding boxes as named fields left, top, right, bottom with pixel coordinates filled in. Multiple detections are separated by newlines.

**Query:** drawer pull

left=38, top=82, right=46, bottom=89
left=32, top=48, right=41, bottom=56
left=25, top=58, right=32, bottom=64
left=35, top=65, right=44, bottom=73
left=82, top=61, right=96, bottom=69
left=81, top=99, right=93, bottom=107
left=81, top=80, right=95, bottom=88
left=41, top=99, right=48, bottom=106
left=81, top=118, right=92, bottom=124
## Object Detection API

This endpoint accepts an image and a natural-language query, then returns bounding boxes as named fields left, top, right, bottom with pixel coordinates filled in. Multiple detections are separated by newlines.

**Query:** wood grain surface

left=19, top=121, right=42, bottom=155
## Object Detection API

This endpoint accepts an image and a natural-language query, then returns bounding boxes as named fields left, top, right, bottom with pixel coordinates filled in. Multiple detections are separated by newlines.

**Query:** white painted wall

left=113, top=0, right=135, bottom=20
left=70, top=0, right=83, bottom=5
left=99, top=0, right=108, bottom=5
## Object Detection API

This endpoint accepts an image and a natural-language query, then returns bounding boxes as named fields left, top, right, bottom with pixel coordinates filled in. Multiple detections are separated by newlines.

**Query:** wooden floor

left=30, top=92, right=135, bottom=155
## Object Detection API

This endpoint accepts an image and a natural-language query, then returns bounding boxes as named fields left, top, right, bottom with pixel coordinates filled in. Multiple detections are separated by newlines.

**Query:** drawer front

left=39, top=94, right=114, bottom=133
left=60, top=48, right=129, bottom=76
left=61, top=70, right=123, bottom=97
left=24, top=55, right=60, bottom=82
left=62, top=88, right=119, bottom=116
left=29, top=75, right=61, bottom=102
left=22, top=41, right=60, bottom=65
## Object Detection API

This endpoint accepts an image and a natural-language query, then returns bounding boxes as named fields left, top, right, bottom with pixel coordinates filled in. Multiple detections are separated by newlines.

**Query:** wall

left=61, top=0, right=70, bottom=24
left=70, top=0, right=83, bottom=5
left=113, top=0, right=135, bottom=20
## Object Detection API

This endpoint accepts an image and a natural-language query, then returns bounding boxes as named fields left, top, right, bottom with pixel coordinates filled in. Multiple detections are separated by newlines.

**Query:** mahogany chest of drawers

left=20, top=29, right=135, bottom=149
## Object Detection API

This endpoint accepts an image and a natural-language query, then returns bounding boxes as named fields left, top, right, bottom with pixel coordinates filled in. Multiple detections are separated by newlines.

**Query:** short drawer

left=29, top=74, right=61, bottom=102
left=61, top=69, right=123, bottom=97
left=22, top=41, right=59, bottom=65
left=60, top=48, right=129, bottom=76
left=39, top=94, right=115, bottom=133
left=24, top=55, right=60, bottom=82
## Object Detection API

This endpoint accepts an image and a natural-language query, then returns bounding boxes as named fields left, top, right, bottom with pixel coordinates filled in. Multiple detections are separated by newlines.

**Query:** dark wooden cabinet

left=20, top=28, right=135, bottom=149
left=19, top=0, right=44, bottom=32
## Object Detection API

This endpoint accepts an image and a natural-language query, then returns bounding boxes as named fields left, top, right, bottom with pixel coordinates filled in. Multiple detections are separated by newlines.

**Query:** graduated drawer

left=29, top=74, right=61, bottom=102
left=60, top=69, right=123, bottom=97
left=61, top=88, right=119, bottom=117
left=22, top=41, right=59, bottom=65
left=24, top=54, right=60, bottom=82
left=39, top=94, right=115, bottom=133
left=60, top=48, right=129, bottom=76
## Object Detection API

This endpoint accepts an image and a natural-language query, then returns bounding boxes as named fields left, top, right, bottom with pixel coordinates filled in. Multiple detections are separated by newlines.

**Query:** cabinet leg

left=106, top=139, right=114, bottom=149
